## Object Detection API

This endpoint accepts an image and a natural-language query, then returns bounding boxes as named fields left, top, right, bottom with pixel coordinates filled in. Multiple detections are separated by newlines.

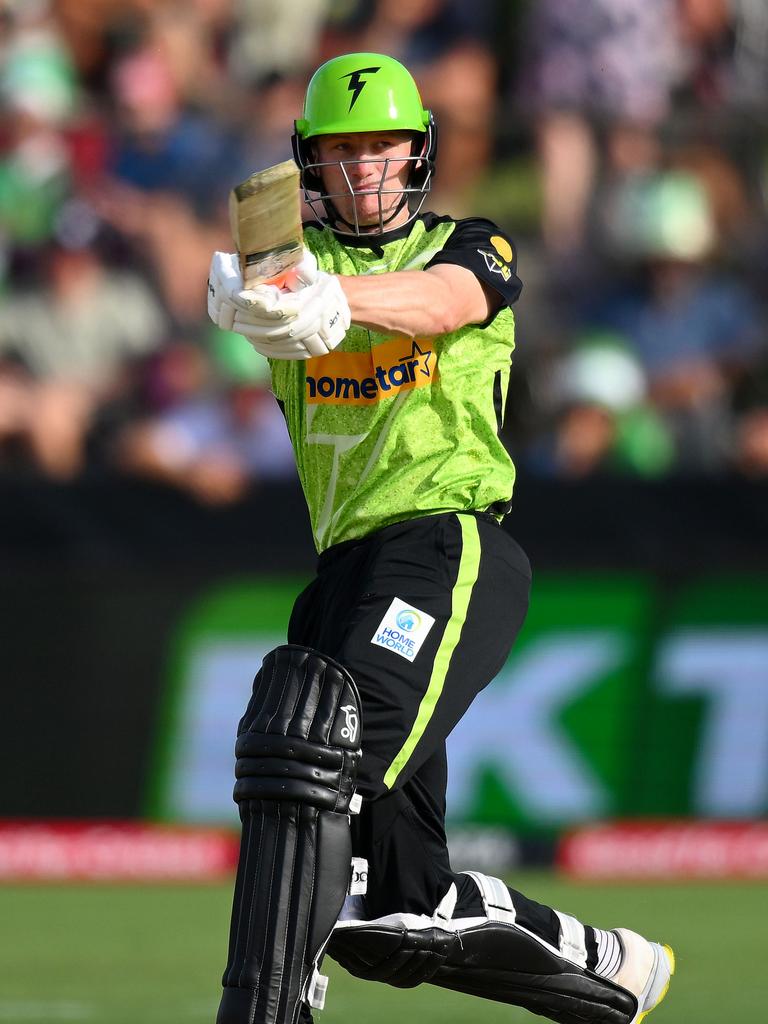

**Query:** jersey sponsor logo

left=477, top=234, right=514, bottom=282
left=341, top=66, right=381, bottom=111
left=371, top=597, right=435, bottom=661
left=305, top=337, right=436, bottom=406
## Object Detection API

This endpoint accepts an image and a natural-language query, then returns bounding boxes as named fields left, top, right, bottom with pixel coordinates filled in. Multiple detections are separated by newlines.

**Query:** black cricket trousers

left=286, top=511, right=559, bottom=941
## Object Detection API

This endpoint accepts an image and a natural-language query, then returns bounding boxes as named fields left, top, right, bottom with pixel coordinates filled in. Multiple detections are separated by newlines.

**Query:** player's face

left=314, top=131, right=416, bottom=231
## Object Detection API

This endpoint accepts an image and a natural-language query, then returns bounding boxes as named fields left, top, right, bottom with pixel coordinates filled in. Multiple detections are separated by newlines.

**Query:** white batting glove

left=208, top=249, right=317, bottom=324
left=207, top=251, right=289, bottom=332
left=251, top=272, right=351, bottom=358
left=232, top=272, right=351, bottom=360
left=207, top=250, right=350, bottom=360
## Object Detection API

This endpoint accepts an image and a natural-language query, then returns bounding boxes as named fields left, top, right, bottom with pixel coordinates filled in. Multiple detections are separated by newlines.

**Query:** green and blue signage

left=149, top=574, right=768, bottom=831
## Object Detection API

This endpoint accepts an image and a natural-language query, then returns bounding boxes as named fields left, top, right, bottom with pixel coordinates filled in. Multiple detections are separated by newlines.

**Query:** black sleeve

left=423, top=217, right=522, bottom=307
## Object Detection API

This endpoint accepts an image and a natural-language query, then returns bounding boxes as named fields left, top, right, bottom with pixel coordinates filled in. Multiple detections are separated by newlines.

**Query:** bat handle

left=269, top=270, right=294, bottom=289
left=241, top=268, right=296, bottom=291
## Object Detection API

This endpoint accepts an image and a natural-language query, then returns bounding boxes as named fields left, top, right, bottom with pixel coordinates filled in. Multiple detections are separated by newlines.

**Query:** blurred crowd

left=1, top=0, right=767, bottom=503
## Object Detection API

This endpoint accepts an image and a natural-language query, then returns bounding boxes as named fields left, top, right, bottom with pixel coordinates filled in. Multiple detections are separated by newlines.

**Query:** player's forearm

left=339, top=271, right=466, bottom=338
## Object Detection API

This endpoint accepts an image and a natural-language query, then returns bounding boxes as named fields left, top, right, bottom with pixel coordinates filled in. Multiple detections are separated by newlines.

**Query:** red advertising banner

left=559, top=821, right=768, bottom=879
left=0, top=821, right=238, bottom=881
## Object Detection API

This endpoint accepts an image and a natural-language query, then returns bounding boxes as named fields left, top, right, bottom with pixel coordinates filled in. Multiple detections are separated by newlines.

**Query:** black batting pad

left=217, top=645, right=362, bottom=1024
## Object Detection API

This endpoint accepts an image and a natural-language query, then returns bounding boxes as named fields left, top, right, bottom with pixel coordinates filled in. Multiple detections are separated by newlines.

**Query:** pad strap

left=555, top=911, right=588, bottom=968
left=462, top=871, right=516, bottom=924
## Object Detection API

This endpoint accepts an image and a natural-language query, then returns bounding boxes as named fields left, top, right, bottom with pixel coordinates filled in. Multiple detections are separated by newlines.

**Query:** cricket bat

left=229, top=159, right=303, bottom=289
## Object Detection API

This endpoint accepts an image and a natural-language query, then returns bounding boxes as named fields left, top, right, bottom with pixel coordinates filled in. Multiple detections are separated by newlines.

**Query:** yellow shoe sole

left=637, top=945, right=675, bottom=1023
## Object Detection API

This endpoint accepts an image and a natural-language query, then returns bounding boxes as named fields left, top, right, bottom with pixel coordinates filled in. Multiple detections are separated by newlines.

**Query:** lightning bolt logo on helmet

left=341, top=66, right=381, bottom=111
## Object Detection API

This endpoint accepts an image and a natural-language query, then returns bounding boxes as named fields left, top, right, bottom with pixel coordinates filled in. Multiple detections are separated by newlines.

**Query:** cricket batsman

left=207, top=53, right=675, bottom=1024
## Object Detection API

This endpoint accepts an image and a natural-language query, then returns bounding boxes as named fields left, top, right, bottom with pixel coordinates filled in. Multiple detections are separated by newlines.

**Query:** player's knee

left=234, top=644, right=362, bottom=813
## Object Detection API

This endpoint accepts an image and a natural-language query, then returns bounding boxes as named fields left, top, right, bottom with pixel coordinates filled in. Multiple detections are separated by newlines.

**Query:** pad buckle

left=349, top=857, right=368, bottom=895
left=349, top=792, right=362, bottom=815
left=306, top=967, right=328, bottom=1010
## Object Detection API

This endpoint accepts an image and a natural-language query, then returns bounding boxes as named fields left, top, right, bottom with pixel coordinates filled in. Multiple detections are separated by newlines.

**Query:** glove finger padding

left=230, top=310, right=304, bottom=334
left=284, top=249, right=319, bottom=291
left=301, top=333, right=333, bottom=358
left=211, top=251, right=243, bottom=293
left=233, top=283, right=291, bottom=319
left=210, top=295, right=235, bottom=332
left=208, top=252, right=237, bottom=331
left=248, top=339, right=319, bottom=360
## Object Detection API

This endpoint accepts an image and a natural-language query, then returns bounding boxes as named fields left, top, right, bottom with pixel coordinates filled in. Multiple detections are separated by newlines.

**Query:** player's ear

left=292, top=130, right=324, bottom=193
left=411, top=114, right=437, bottom=187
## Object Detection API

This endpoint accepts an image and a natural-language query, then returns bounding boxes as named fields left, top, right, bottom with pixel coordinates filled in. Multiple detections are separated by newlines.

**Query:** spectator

left=116, top=329, right=296, bottom=504
left=0, top=204, right=166, bottom=477
left=522, top=0, right=682, bottom=256
left=524, top=334, right=675, bottom=478
left=596, top=172, right=765, bottom=472
left=228, top=0, right=330, bottom=83
left=734, top=407, right=768, bottom=476
left=0, top=3, right=76, bottom=259
left=108, top=34, right=241, bottom=214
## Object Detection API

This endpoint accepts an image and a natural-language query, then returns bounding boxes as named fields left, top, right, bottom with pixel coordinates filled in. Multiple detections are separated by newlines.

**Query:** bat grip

left=269, top=270, right=294, bottom=289
left=242, top=268, right=297, bottom=291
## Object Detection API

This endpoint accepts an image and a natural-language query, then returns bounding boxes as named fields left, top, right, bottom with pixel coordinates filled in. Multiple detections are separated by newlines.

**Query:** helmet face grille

left=291, top=119, right=438, bottom=237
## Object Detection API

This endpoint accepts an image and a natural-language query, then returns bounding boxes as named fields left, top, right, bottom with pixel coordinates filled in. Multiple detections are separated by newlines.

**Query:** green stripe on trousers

left=382, top=514, right=482, bottom=790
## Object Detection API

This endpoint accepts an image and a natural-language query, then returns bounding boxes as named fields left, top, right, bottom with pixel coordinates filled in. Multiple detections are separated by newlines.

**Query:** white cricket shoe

left=612, top=928, right=675, bottom=1023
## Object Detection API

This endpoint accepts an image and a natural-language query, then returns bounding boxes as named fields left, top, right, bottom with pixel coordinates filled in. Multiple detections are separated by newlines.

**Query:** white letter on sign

left=658, top=630, right=768, bottom=816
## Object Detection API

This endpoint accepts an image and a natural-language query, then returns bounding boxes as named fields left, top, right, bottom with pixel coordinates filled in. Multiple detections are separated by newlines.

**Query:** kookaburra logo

left=341, top=67, right=381, bottom=111
left=339, top=704, right=359, bottom=743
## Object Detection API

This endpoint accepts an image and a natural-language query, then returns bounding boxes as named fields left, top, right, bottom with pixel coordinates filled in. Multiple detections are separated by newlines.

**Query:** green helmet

left=291, top=53, right=437, bottom=235
left=295, top=53, right=431, bottom=138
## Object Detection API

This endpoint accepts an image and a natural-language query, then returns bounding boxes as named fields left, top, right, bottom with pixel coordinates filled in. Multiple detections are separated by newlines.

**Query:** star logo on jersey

left=477, top=234, right=514, bottom=283
left=398, top=339, right=432, bottom=378
left=341, top=66, right=381, bottom=111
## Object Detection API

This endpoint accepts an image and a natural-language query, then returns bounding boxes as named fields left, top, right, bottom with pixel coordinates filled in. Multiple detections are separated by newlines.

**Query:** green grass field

left=0, top=874, right=761, bottom=1023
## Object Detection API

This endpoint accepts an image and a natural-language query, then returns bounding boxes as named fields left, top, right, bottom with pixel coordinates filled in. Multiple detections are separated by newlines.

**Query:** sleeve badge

left=476, top=234, right=515, bottom=282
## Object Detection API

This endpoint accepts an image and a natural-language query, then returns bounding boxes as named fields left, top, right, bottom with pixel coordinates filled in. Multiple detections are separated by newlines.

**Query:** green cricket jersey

left=269, top=212, right=522, bottom=552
